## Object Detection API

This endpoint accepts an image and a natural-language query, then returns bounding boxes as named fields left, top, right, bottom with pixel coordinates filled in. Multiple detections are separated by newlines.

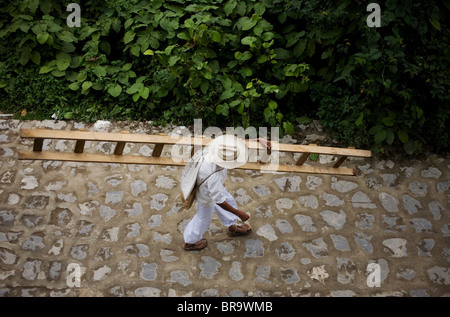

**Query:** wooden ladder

left=18, top=128, right=372, bottom=176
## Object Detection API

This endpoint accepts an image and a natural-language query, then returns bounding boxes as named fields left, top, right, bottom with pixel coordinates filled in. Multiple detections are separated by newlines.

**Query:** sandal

left=183, top=239, right=207, bottom=251
left=228, top=223, right=252, bottom=237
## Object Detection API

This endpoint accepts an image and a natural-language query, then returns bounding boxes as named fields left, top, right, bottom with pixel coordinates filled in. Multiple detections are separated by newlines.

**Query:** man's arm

left=217, top=201, right=250, bottom=222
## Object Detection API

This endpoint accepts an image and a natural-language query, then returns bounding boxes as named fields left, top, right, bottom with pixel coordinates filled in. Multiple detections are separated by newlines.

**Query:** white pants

left=183, top=189, right=239, bottom=244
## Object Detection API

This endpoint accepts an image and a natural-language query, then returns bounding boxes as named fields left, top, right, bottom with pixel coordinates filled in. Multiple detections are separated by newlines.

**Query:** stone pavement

left=0, top=119, right=449, bottom=297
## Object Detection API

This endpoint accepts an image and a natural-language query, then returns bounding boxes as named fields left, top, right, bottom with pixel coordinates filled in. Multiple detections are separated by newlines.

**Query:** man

left=182, top=134, right=271, bottom=251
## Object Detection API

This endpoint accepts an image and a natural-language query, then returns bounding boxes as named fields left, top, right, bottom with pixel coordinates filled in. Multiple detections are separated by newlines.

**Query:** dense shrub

left=0, top=0, right=449, bottom=154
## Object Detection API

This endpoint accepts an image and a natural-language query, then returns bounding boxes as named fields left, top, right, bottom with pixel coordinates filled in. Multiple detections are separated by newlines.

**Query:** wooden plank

left=18, top=150, right=356, bottom=176
left=74, top=140, right=86, bottom=153
left=114, top=131, right=130, bottom=155
left=20, top=129, right=212, bottom=147
left=20, top=129, right=372, bottom=158
left=244, top=140, right=371, bottom=157
left=74, top=128, right=88, bottom=153
left=18, top=150, right=187, bottom=167
left=33, top=138, right=44, bottom=152
left=295, top=144, right=316, bottom=166
left=152, top=144, right=165, bottom=157
left=236, top=161, right=356, bottom=176
left=152, top=133, right=167, bottom=157
left=295, top=153, right=310, bottom=166
left=276, top=143, right=371, bottom=158
left=333, top=155, right=347, bottom=168
left=332, top=146, right=355, bottom=168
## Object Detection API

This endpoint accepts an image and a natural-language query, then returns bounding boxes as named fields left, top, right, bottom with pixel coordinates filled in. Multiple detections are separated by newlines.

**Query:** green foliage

left=0, top=0, right=449, bottom=154
left=299, top=0, right=450, bottom=154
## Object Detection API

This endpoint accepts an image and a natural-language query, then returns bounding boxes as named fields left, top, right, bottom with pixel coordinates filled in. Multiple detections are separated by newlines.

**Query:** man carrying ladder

left=181, top=135, right=271, bottom=251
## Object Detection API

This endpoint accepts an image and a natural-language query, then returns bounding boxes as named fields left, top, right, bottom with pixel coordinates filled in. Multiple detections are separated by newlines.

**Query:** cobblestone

left=0, top=119, right=449, bottom=297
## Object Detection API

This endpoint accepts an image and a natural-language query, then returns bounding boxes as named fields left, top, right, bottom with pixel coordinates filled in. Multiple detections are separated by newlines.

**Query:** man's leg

left=183, top=203, right=214, bottom=249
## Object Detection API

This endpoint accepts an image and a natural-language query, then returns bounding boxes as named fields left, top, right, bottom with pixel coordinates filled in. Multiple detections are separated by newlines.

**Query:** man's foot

left=183, top=239, right=207, bottom=251
left=227, top=223, right=251, bottom=237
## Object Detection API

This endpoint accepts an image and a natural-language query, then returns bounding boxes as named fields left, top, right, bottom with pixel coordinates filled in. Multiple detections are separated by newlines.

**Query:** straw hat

left=208, top=134, right=248, bottom=169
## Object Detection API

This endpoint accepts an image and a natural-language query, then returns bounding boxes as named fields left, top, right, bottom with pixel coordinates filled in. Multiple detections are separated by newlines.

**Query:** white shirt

left=195, top=151, right=228, bottom=207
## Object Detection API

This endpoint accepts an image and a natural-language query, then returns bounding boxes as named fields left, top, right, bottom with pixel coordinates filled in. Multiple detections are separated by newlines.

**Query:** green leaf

left=68, top=83, right=79, bottom=91
left=51, top=69, right=65, bottom=77
left=130, top=44, right=140, bottom=57
left=263, top=107, right=274, bottom=123
left=224, top=0, right=237, bottom=16
left=293, top=39, right=307, bottom=57
left=30, top=50, right=41, bottom=65
left=306, top=41, right=315, bottom=57
left=368, top=124, right=383, bottom=135
left=268, top=100, right=277, bottom=110
left=77, top=71, right=87, bottom=83
left=139, top=87, right=150, bottom=100
left=216, top=104, right=229, bottom=116
left=273, top=48, right=291, bottom=60
left=143, top=49, right=154, bottom=56
left=108, top=84, right=122, bottom=97
left=386, top=129, right=395, bottom=145
left=429, top=14, right=441, bottom=31
left=240, top=51, right=252, bottom=61
left=92, top=65, right=107, bottom=77
left=241, top=36, right=256, bottom=45
left=321, top=48, right=334, bottom=60
left=309, top=153, right=319, bottom=161
left=177, top=32, right=190, bottom=41
left=321, top=29, right=342, bottom=41
left=283, top=121, right=295, bottom=135
left=82, top=81, right=93, bottom=91
left=58, top=30, right=77, bottom=43
left=39, top=65, right=53, bottom=74
left=122, top=63, right=132, bottom=71
left=56, top=52, right=71, bottom=71
left=210, top=30, right=222, bottom=42
left=124, top=18, right=134, bottom=29
left=238, top=16, right=258, bottom=31
left=398, top=130, right=409, bottom=143
left=200, top=80, right=209, bottom=94
left=123, top=31, right=135, bottom=44
left=126, top=82, right=144, bottom=94
left=19, top=46, right=32, bottom=65
left=203, top=71, right=212, bottom=80
left=341, top=64, right=354, bottom=78
left=220, top=89, right=235, bottom=101
left=374, top=129, right=387, bottom=144
left=355, top=112, right=364, bottom=126
left=168, top=56, right=180, bottom=66
left=382, top=113, right=396, bottom=127
left=37, top=32, right=49, bottom=45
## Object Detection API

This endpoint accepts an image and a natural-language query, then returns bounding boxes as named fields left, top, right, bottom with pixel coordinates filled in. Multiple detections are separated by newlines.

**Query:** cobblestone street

left=0, top=119, right=449, bottom=297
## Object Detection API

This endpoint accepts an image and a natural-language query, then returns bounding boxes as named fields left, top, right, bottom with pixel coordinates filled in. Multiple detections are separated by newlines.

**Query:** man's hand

left=218, top=201, right=250, bottom=222
left=257, top=138, right=272, bottom=150
left=237, top=210, right=250, bottom=222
